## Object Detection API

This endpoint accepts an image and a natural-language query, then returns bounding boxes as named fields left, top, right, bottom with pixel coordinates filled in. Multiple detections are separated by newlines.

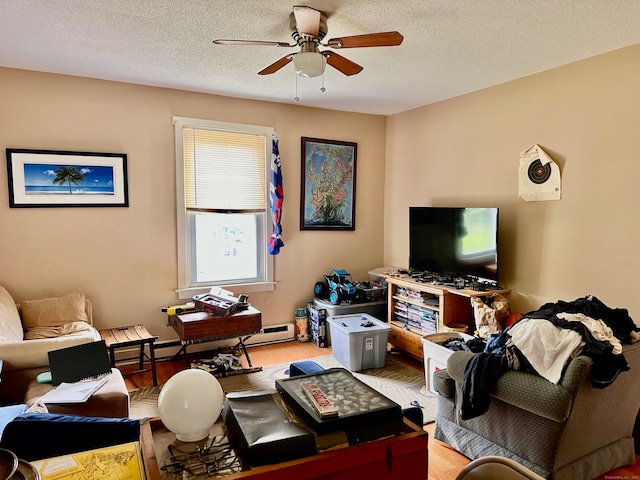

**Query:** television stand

left=385, top=274, right=510, bottom=361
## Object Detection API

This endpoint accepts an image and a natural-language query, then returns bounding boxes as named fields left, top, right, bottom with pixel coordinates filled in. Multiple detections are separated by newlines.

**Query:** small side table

left=168, top=306, right=262, bottom=367
left=100, top=325, right=158, bottom=386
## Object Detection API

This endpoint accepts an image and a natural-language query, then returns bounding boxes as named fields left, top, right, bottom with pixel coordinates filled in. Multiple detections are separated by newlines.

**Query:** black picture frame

left=300, top=137, right=357, bottom=231
left=6, top=148, right=129, bottom=208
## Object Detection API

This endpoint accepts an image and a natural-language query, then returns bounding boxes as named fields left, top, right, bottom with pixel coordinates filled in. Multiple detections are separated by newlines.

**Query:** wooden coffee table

left=150, top=417, right=427, bottom=479
left=168, top=306, right=262, bottom=367
left=140, top=419, right=162, bottom=479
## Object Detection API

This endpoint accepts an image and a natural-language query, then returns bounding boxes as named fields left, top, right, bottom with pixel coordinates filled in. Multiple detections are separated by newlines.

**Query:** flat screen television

left=409, top=207, right=499, bottom=284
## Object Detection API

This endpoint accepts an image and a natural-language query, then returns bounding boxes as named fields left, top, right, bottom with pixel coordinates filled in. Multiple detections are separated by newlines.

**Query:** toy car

left=314, top=269, right=367, bottom=305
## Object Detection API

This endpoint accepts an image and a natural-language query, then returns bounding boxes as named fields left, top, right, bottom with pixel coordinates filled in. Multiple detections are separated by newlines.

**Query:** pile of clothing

left=441, top=336, right=486, bottom=353
left=461, top=295, right=639, bottom=419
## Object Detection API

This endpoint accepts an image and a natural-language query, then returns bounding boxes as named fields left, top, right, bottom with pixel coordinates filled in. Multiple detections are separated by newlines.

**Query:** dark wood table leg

left=109, top=345, right=116, bottom=368
left=138, top=344, right=145, bottom=371
left=238, top=335, right=253, bottom=367
left=148, top=340, right=158, bottom=386
left=182, top=344, right=190, bottom=367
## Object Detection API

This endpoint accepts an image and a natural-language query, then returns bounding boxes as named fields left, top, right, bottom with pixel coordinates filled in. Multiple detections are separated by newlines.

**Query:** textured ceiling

left=1, top=1, right=640, bottom=115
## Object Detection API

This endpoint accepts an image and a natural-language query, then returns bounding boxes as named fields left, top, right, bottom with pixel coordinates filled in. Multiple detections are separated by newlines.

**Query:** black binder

left=48, top=340, right=112, bottom=385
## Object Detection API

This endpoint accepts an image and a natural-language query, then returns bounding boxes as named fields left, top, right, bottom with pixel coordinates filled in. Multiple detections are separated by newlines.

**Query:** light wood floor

left=119, top=340, right=640, bottom=480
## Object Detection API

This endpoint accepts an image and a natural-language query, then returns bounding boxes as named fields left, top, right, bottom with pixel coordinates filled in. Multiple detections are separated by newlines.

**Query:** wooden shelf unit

left=385, top=275, right=510, bottom=361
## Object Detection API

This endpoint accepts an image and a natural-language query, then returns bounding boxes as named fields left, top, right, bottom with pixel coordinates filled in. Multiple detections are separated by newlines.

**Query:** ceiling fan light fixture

left=293, top=52, right=326, bottom=78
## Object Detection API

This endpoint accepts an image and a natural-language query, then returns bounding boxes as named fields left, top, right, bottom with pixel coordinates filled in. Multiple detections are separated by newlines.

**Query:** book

left=39, top=377, right=107, bottom=404
left=300, top=381, right=339, bottom=418
left=31, top=441, right=144, bottom=480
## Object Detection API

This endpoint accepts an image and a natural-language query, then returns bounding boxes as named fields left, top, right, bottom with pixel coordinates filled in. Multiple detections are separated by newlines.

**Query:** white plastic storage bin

left=422, top=332, right=474, bottom=394
left=327, top=314, right=391, bottom=372
left=313, top=297, right=387, bottom=321
left=313, top=298, right=387, bottom=345
left=367, top=267, right=400, bottom=285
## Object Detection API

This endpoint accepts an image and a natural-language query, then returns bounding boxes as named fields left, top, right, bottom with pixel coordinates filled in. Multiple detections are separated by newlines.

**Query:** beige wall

left=0, top=68, right=387, bottom=340
left=385, top=44, right=640, bottom=321
left=4, top=42, right=639, bottom=340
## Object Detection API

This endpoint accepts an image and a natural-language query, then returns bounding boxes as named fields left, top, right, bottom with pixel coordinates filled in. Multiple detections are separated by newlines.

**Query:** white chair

left=455, top=456, right=546, bottom=480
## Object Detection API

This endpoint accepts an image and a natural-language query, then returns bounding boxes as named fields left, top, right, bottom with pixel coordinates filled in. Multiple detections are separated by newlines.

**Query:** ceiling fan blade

left=258, top=54, right=295, bottom=75
left=324, top=31, right=404, bottom=49
left=323, top=52, right=363, bottom=76
left=213, top=39, right=294, bottom=47
left=293, top=5, right=321, bottom=37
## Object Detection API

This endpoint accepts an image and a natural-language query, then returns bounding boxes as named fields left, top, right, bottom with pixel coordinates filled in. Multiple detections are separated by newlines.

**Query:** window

left=174, top=117, right=274, bottom=298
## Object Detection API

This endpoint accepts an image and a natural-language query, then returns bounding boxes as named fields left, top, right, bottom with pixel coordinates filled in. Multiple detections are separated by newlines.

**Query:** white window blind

left=183, top=128, right=266, bottom=211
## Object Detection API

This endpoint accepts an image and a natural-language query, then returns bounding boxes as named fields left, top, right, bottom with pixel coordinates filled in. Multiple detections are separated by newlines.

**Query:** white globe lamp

left=157, top=369, right=224, bottom=442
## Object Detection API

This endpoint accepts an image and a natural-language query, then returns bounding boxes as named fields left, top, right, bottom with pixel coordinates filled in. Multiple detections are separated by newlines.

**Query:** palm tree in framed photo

left=53, top=166, right=86, bottom=194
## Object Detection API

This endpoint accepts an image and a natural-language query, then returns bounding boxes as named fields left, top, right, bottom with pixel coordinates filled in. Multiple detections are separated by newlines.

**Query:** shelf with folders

left=385, top=274, right=510, bottom=361
left=392, top=299, right=438, bottom=335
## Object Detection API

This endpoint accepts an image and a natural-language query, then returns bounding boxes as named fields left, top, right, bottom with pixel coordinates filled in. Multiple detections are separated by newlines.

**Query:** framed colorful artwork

left=6, top=148, right=129, bottom=208
left=300, top=137, right=357, bottom=231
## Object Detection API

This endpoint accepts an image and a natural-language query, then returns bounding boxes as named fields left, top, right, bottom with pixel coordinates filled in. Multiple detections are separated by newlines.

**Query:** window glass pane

left=192, top=212, right=263, bottom=284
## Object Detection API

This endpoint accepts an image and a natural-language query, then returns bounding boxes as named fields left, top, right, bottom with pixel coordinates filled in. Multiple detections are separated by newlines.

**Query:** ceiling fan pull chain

left=320, top=72, right=326, bottom=93
left=294, top=74, right=300, bottom=102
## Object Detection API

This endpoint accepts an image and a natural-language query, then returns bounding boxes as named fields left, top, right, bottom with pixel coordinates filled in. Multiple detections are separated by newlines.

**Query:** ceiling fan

left=213, top=5, right=403, bottom=78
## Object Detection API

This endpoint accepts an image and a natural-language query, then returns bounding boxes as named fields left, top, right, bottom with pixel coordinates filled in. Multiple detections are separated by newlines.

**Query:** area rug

left=129, top=354, right=437, bottom=424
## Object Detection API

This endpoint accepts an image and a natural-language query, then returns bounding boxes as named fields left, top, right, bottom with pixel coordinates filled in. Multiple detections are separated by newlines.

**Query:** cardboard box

left=307, top=302, right=329, bottom=348
left=422, top=332, right=474, bottom=394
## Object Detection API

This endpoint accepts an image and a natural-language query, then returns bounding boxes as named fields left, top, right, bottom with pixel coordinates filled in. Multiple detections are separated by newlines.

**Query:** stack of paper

left=39, top=377, right=107, bottom=404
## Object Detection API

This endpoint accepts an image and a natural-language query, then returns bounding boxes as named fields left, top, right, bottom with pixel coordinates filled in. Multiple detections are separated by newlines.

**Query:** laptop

left=48, top=340, right=112, bottom=386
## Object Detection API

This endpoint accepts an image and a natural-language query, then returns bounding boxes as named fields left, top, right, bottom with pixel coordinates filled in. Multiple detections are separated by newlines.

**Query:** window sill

left=176, top=282, right=275, bottom=300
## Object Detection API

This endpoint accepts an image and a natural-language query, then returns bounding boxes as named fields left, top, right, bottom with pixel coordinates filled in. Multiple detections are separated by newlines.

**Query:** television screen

left=409, top=207, right=499, bottom=283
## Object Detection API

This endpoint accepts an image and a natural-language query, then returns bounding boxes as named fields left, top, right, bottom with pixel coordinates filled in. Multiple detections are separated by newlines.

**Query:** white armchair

left=0, top=287, right=100, bottom=404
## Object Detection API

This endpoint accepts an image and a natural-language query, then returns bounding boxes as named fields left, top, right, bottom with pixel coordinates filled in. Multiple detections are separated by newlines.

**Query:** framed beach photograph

left=6, top=149, right=129, bottom=208
left=300, top=137, right=357, bottom=231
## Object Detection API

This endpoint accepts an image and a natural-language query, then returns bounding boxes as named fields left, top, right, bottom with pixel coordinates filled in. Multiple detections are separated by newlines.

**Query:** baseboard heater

left=245, top=323, right=295, bottom=345
left=153, top=322, right=296, bottom=359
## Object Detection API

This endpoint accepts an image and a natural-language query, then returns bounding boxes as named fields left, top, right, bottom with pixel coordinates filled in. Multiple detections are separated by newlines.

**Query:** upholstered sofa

left=433, top=341, right=640, bottom=480
left=0, top=287, right=101, bottom=404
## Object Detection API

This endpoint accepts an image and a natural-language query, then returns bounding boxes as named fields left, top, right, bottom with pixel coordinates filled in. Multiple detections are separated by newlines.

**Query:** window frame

left=173, top=116, right=275, bottom=299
